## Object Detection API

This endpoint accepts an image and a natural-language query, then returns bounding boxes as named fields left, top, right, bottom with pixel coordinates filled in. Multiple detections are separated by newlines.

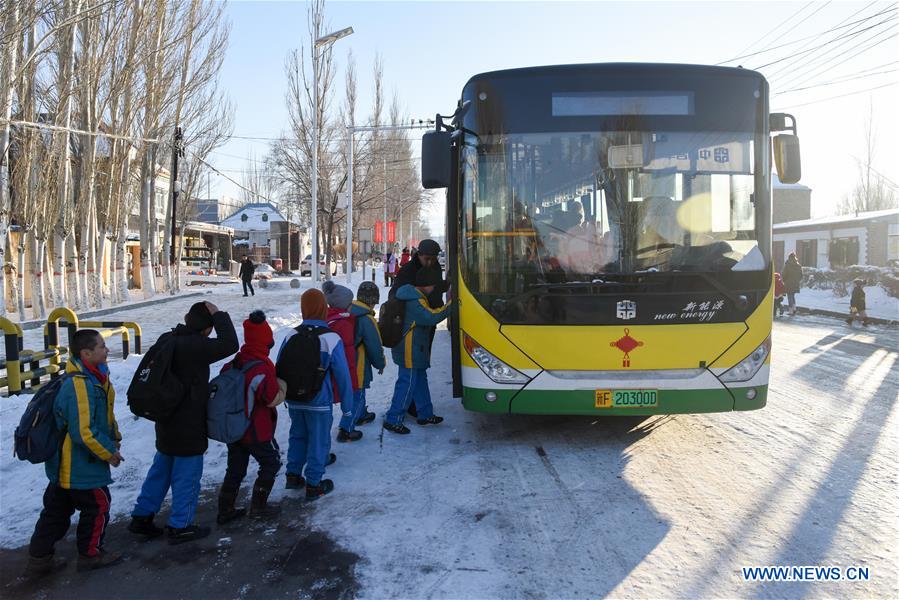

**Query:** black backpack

left=13, top=374, right=76, bottom=464
left=127, top=336, right=184, bottom=421
left=378, top=297, right=406, bottom=348
left=276, top=325, right=329, bottom=403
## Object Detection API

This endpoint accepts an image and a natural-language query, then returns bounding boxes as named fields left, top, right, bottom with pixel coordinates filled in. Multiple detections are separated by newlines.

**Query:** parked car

left=300, top=254, right=337, bottom=277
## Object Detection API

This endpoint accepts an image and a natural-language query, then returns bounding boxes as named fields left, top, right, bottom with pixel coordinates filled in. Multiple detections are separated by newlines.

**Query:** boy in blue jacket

left=339, top=281, right=386, bottom=433
left=383, top=268, right=452, bottom=434
left=26, top=330, right=123, bottom=577
left=277, top=289, right=353, bottom=500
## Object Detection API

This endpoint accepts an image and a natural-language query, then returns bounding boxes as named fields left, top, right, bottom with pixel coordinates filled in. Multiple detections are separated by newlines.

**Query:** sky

left=209, top=0, right=899, bottom=233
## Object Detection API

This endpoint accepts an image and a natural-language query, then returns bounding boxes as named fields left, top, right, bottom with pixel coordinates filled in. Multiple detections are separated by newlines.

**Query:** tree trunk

left=115, top=230, right=131, bottom=304
left=0, top=229, right=8, bottom=316
left=66, top=233, right=82, bottom=309
left=15, top=236, right=26, bottom=320
left=52, top=230, right=68, bottom=307
left=0, top=5, right=20, bottom=318
left=139, top=151, right=156, bottom=297
left=86, top=209, right=102, bottom=308
left=28, top=231, right=46, bottom=319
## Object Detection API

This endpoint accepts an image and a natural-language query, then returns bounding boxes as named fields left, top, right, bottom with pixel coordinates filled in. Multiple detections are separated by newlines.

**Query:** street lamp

left=311, top=25, right=353, bottom=282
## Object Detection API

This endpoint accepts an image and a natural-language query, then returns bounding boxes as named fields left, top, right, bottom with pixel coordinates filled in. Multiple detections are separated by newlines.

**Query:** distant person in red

left=773, top=272, right=786, bottom=317
left=400, top=248, right=411, bottom=267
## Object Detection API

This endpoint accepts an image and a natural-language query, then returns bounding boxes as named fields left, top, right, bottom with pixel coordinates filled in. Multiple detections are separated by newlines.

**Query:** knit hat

left=301, top=288, right=328, bottom=320
left=243, top=310, right=273, bottom=348
left=185, top=302, right=214, bottom=332
left=322, top=280, right=353, bottom=310
left=415, top=266, right=443, bottom=288
left=357, top=281, right=380, bottom=307
left=418, top=239, right=441, bottom=256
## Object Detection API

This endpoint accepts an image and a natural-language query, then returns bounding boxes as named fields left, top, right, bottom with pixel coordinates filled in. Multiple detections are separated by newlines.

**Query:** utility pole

left=169, top=126, right=183, bottom=266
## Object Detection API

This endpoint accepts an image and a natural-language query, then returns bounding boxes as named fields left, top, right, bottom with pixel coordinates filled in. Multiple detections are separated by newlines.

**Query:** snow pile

left=796, top=285, right=897, bottom=321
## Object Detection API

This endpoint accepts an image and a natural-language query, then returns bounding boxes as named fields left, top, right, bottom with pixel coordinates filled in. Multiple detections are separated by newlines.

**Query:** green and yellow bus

left=422, top=63, right=801, bottom=415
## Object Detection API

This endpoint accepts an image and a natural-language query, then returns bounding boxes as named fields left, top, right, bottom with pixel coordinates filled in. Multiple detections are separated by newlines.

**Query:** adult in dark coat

left=239, top=256, right=256, bottom=297
left=782, top=252, right=802, bottom=315
left=129, top=301, right=238, bottom=545
left=389, top=239, right=447, bottom=416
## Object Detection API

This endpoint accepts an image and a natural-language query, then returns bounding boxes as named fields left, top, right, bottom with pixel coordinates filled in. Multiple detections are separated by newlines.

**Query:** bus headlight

left=719, top=336, right=771, bottom=383
left=463, top=332, right=530, bottom=385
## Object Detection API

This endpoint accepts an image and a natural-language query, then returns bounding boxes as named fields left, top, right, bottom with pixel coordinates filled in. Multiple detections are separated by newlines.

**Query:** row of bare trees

left=0, top=0, right=232, bottom=321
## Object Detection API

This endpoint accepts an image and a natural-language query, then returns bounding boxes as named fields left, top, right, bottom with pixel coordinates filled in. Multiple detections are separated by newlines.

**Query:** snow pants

left=338, top=389, right=367, bottom=432
left=286, top=407, right=332, bottom=486
left=385, top=367, right=434, bottom=426
left=132, top=452, right=203, bottom=529
left=29, top=483, right=110, bottom=558
left=222, top=439, right=282, bottom=493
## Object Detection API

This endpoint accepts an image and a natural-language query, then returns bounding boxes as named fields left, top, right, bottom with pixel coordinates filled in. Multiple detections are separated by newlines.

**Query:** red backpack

left=326, top=307, right=359, bottom=396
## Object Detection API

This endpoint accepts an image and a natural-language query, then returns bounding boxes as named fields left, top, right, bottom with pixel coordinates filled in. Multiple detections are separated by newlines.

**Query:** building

left=190, top=196, right=242, bottom=225
left=220, top=202, right=306, bottom=269
left=772, top=208, right=899, bottom=269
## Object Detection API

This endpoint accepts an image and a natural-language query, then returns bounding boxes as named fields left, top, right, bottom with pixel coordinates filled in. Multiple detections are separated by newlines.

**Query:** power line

left=744, top=1, right=835, bottom=64
left=0, top=117, right=161, bottom=144
left=771, top=81, right=898, bottom=109
left=726, top=1, right=815, bottom=64
left=774, top=66, right=899, bottom=94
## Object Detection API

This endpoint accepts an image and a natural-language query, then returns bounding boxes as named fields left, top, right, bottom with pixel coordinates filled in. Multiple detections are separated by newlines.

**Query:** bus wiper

left=672, top=270, right=750, bottom=311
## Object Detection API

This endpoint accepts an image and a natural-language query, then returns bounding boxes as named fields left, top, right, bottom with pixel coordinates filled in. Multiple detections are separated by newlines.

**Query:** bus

left=421, top=63, right=801, bottom=415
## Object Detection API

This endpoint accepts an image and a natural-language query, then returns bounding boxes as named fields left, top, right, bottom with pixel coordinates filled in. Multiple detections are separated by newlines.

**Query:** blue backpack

left=13, top=374, right=77, bottom=464
left=207, top=360, right=261, bottom=444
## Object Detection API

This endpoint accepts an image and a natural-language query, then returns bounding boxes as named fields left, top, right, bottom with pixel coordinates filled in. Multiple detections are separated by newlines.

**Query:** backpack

left=127, top=335, right=184, bottom=421
left=327, top=309, right=358, bottom=391
left=13, top=374, right=76, bottom=464
left=378, top=297, right=406, bottom=348
left=207, top=359, right=262, bottom=444
left=276, top=325, right=330, bottom=403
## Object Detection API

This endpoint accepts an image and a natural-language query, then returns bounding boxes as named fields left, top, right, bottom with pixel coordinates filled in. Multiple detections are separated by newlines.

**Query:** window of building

left=829, top=237, right=859, bottom=267
left=241, top=213, right=248, bottom=222
left=796, top=239, right=817, bottom=268
left=262, top=214, right=269, bottom=222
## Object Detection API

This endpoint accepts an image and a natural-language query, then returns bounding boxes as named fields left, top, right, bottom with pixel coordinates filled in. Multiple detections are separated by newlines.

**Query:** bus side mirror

left=421, top=130, right=452, bottom=189
left=773, top=134, right=801, bottom=184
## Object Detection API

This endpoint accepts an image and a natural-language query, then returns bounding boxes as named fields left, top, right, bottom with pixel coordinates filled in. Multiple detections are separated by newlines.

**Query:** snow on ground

left=1, top=269, right=897, bottom=597
left=796, top=285, right=897, bottom=321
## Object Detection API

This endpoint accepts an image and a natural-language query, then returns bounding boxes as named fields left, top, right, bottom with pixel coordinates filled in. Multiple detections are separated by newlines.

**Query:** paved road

left=2, top=297, right=896, bottom=598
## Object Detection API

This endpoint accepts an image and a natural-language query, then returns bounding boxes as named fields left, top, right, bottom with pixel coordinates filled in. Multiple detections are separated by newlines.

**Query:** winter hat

left=301, top=288, right=328, bottom=320
left=322, top=280, right=353, bottom=310
left=415, top=265, right=443, bottom=288
left=243, top=310, right=273, bottom=348
left=417, top=239, right=441, bottom=256
left=185, top=301, right=214, bottom=332
left=357, top=281, right=380, bottom=307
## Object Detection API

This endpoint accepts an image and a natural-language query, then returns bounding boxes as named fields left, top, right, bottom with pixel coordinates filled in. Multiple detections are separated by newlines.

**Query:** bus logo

left=610, top=328, right=644, bottom=368
left=616, top=300, right=636, bottom=320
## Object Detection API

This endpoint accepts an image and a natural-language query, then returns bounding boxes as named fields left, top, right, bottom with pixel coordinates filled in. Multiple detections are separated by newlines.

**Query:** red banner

left=374, top=221, right=383, bottom=243
left=387, top=221, right=396, bottom=244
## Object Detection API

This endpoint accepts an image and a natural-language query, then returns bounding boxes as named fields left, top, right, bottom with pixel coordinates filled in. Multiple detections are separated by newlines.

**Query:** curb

left=795, top=306, right=897, bottom=327
left=16, top=291, right=210, bottom=331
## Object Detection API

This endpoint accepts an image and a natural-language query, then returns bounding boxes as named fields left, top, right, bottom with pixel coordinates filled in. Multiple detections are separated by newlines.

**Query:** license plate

left=595, top=389, right=658, bottom=408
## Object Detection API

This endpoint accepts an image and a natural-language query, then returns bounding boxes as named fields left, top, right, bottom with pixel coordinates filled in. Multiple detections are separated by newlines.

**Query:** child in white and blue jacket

left=383, top=267, right=451, bottom=434
left=277, top=289, right=353, bottom=500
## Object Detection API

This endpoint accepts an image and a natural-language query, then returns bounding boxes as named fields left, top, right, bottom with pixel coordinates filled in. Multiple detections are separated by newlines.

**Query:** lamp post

left=311, top=26, right=353, bottom=282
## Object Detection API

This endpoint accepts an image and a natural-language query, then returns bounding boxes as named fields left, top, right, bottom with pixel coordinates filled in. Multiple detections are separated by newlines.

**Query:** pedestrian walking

left=216, top=311, right=286, bottom=525
left=276, top=289, right=353, bottom=500
left=782, top=252, right=802, bottom=315
left=846, top=278, right=871, bottom=327
left=383, top=267, right=452, bottom=435
left=240, top=255, right=256, bottom=297
left=128, top=301, right=238, bottom=545
left=343, top=281, right=385, bottom=429
left=25, top=330, right=123, bottom=576
left=321, top=281, right=362, bottom=443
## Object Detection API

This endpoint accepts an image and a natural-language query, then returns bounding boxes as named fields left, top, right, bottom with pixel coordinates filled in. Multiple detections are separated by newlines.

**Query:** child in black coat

left=846, top=279, right=871, bottom=327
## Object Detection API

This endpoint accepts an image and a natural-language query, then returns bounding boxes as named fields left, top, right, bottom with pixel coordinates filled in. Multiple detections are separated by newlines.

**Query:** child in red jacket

left=774, top=272, right=786, bottom=317
left=216, top=310, right=285, bottom=524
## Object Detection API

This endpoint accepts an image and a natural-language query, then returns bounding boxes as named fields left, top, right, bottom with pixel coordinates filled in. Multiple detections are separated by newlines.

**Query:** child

left=342, top=281, right=386, bottom=430
left=277, top=289, right=353, bottom=500
left=216, top=311, right=285, bottom=524
left=26, top=330, right=123, bottom=576
left=383, top=267, right=452, bottom=434
left=773, top=272, right=786, bottom=317
left=322, top=281, right=362, bottom=443
left=846, top=278, right=871, bottom=327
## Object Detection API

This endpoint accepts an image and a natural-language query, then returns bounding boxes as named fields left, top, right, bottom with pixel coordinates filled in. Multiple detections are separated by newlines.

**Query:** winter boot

left=305, top=479, right=335, bottom=501
left=862, top=318, right=871, bottom=327
left=76, top=550, right=122, bottom=572
left=128, top=514, right=164, bottom=539
left=285, top=473, right=306, bottom=489
left=166, top=524, right=211, bottom=546
left=249, top=478, right=281, bottom=519
left=383, top=421, right=411, bottom=435
left=216, top=488, right=247, bottom=525
left=327, top=452, right=337, bottom=465
left=23, top=554, right=67, bottom=579
left=355, top=410, right=376, bottom=426
left=337, top=428, right=363, bottom=442
left=416, top=415, right=444, bottom=426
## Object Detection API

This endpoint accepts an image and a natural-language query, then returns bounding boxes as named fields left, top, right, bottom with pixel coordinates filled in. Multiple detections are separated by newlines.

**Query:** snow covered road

left=1, top=281, right=896, bottom=598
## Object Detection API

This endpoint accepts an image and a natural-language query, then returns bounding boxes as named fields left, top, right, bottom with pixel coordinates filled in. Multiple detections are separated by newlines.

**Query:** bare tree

left=839, top=103, right=898, bottom=214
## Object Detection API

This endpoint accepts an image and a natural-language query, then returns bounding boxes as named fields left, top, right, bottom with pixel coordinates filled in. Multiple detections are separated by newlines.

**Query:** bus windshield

left=461, top=129, right=767, bottom=297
